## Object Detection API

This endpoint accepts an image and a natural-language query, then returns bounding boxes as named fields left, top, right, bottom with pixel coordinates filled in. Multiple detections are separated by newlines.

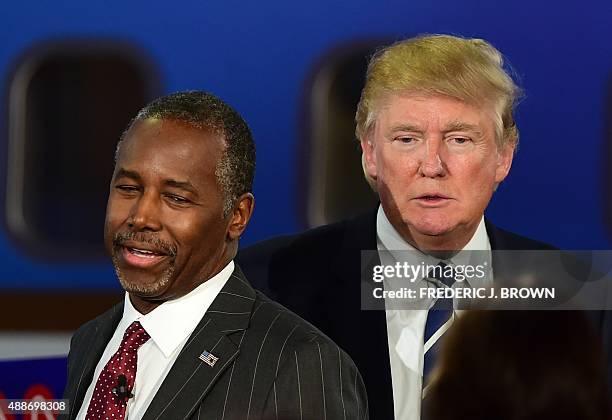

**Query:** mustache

left=113, top=231, right=178, bottom=257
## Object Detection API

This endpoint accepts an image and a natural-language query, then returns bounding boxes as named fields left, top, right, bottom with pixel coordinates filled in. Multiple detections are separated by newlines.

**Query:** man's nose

left=418, top=138, right=446, bottom=178
left=128, top=191, right=162, bottom=232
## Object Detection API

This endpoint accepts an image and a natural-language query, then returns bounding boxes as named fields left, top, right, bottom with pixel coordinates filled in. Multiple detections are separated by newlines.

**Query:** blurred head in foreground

left=423, top=311, right=610, bottom=420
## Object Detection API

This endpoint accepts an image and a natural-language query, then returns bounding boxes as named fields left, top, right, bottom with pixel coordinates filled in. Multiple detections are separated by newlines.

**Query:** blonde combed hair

left=355, top=34, right=521, bottom=149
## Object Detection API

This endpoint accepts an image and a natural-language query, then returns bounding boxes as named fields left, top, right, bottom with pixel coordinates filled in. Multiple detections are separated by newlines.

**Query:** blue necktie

left=423, top=263, right=455, bottom=383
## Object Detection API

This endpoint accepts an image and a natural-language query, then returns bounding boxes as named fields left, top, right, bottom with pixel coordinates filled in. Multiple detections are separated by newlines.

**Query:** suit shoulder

left=486, top=220, right=558, bottom=250
left=238, top=209, right=376, bottom=267
left=239, top=219, right=349, bottom=261
left=236, top=219, right=355, bottom=294
left=248, top=290, right=346, bottom=352
left=243, top=293, right=368, bottom=420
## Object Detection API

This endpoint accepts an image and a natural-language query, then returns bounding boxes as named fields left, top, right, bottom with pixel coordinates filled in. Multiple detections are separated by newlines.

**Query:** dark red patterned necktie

left=86, top=321, right=150, bottom=420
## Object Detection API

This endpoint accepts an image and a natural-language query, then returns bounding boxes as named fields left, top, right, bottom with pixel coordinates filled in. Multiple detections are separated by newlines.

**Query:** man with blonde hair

left=356, top=34, right=518, bottom=253
left=238, top=35, right=586, bottom=419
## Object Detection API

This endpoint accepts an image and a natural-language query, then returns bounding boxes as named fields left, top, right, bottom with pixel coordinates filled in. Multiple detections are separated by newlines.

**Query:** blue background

left=0, top=0, right=611, bottom=291
left=0, top=357, right=66, bottom=401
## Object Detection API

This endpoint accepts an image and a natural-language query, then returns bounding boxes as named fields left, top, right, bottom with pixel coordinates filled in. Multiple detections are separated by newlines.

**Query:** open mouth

left=127, top=246, right=166, bottom=258
left=112, top=232, right=177, bottom=269
left=121, top=245, right=169, bottom=268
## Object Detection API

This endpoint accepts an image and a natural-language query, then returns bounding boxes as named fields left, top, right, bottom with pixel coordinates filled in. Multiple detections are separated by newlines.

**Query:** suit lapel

left=484, top=219, right=510, bottom=281
left=67, top=303, right=123, bottom=419
left=142, top=267, right=255, bottom=420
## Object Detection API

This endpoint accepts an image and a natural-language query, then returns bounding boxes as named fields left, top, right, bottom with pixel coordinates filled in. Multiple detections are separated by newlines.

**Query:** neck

left=129, top=295, right=158, bottom=315
left=400, top=222, right=479, bottom=254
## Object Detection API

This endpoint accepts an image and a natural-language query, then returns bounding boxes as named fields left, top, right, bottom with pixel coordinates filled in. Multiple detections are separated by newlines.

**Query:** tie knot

left=426, top=262, right=455, bottom=288
left=120, top=321, right=150, bottom=353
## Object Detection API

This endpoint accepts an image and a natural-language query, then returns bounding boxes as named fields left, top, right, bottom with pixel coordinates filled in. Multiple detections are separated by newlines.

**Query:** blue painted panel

left=0, top=356, right=67, bottom=399
left=0, top=0, right=610, bottom=290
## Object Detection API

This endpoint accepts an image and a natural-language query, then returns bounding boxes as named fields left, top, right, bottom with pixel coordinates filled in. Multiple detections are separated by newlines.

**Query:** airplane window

left=301, top=42, right=383, bottom=228
left=4, top=41, right=161, bottom=260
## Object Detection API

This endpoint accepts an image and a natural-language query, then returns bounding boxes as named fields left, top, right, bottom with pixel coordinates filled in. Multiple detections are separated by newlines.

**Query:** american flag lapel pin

left=198, top=350, right=219, bottom=367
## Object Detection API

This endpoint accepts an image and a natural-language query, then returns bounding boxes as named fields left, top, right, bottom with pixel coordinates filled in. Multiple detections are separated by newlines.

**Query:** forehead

left=117, top=118, right=225, bottom=179
left=375, top=93, right=495, bottom=132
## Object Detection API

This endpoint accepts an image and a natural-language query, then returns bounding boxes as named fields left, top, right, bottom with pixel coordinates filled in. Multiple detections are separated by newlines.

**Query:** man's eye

left=115, top=185, right=139, bottom=193
left=450, top=137, right=471, bottom=145
left=165, top=194, right=189, bottom=204
left=396, top=136, right=416, bottom=144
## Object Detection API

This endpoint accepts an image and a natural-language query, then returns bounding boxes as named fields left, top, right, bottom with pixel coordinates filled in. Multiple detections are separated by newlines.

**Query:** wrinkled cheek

left=468, top=182, right=496, bottom=215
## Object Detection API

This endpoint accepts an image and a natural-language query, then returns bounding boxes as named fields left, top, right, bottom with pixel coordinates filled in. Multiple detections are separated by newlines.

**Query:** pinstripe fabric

left=61, top=266, right=368, bottom=420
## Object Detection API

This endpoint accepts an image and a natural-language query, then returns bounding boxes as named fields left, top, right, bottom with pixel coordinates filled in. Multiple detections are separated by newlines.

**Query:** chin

left=111, top=247, right=176, bottom=295
left=415, top=225, right=455, bottom=237
left=407, top=216, right=457, bottom=237
left=114, top=266, right=174, bottom=296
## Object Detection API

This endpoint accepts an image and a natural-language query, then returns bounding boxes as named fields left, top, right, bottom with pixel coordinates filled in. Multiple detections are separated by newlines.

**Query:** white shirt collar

left=121, top=260, right=234, bottom=358
left=376, top=206, right=492, bottom=290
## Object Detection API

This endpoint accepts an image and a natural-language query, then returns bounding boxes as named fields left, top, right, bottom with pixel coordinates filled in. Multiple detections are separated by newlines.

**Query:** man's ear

left=360, top=137, right=378, bottom=181
left=495, top=142, right=515, bottom=184
left=227, top=193, right=254, bottom=241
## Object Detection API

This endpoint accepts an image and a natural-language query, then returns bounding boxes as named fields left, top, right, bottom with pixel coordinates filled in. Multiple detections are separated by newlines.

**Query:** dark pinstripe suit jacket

left=61, top=266, right=368, bottom=420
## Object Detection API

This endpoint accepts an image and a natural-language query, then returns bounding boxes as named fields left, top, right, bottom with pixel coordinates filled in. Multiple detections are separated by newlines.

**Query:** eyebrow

left=164, top=179, right=198, bottom=195
left=386, top=121, right=484, bottom=137
left=114, top=168, right=198, bottom=195
left=387, top=124, right=423, bottom=134
left=442, top=121, right=483, bottom=135
left=114, top=168, right=141, bottom=181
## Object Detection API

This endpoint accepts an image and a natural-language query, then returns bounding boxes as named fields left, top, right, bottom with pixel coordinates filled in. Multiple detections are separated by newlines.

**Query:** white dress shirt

left=376, top=206, right=492, bottom=420
left=76, top=260, right=234, bottom=420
